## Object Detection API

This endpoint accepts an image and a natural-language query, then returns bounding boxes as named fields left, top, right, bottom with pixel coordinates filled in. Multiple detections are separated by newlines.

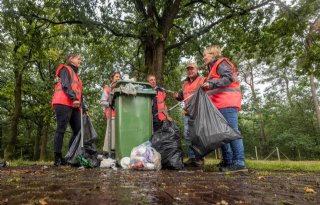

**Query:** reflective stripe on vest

left=207, top=87, right=241, bottom=96
left=104, top=85, right=116, bottom=119
left=206, top=57, right=242, bottom=110
left=52, top=64, right=82, bottom=108
left=157, top=90, right=168, bottom=121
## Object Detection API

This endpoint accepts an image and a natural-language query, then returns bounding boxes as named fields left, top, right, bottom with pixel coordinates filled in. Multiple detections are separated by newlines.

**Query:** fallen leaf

left=216, top=199, right=229, bottom=205
left=39, top=199, right=48, bottom=205
left=304, top=187, right=316, bottom=194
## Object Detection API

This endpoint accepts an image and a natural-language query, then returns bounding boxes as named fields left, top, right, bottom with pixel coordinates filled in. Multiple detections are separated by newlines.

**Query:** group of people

left=51, top=45, right=246, bottom=172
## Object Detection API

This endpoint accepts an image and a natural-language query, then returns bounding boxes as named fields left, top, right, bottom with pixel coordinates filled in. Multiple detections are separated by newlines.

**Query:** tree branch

left=166, top=0, right=274, bottom=52
left=31, top=14, right=82, bottom=25
left=32, top=14, right=140, bottom=39
left=135, top=0, right=148, bottom=20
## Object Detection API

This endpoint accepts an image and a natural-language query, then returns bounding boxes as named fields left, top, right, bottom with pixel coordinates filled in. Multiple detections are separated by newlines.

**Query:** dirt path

left=0, top=166, right=319, bottom=205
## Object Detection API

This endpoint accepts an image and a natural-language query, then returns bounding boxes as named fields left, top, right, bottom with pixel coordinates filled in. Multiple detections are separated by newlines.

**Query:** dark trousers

left=53, top=104, right=81, bottom=153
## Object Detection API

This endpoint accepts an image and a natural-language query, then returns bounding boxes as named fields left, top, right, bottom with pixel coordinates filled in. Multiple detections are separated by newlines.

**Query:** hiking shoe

left=193, top=158, right=204, bottom=167
left=216, top=161, right=231, bottom=168
left=219, top=164, right=248, bottom=172
left=184, top=158, right=196, bottom=167
left=54, top=152, right=67, bottom=166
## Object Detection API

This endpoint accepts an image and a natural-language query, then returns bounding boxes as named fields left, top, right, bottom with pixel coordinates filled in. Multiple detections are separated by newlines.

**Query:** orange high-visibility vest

left=157, top=90, right=168, bottom=121
left=52, top=64, right=82, bottom=108
left=104, top=85, right=116, bottom=120
left=182, top=76, right=205, bottom=115
left=206, top=57, right=242, bottom=110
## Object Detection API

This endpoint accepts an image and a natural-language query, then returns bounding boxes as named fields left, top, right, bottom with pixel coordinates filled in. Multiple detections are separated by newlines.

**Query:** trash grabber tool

left=154, top=93, right=195, bottom=117
left=167, top=93, right=194, bottom=112
left=80, top=107, right=84, bottom=150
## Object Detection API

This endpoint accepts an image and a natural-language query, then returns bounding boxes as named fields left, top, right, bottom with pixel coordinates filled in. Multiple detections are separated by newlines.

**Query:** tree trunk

left=40, top=121, right=49, bottom=161
left=0, top=122, right=2, bottom=156
left=310, top=75, right=320, bottom=130
left=33, top=120, right=43, bottom=160
left=245, top=62, right=267, bottom=144
left=144, top=41, right=165, bottom=85
left=4, top=70, right=22, bottom=160
left=283, top=71, right=293, bottom=107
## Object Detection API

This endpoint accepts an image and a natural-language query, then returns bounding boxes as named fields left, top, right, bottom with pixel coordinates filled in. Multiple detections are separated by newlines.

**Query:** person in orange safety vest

left=147, top=74, right=171, bottom=132
left=52, top=53, right=87, bottom=166
left=174, top=62, right=205, bottom=167
left=100, top=71, right=122, bottom=158
left=202, top=45, right=246, bottom=172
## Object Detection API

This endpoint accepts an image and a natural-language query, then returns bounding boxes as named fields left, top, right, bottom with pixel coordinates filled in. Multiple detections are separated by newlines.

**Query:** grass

left=2, top=159, right=320, bottom=171
left=204, top=159, right=320, bottom=171
left=4, top=159, right=52, bottom=166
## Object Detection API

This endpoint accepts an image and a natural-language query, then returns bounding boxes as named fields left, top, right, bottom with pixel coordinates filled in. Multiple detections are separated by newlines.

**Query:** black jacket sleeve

left=175, top=90, right=184, bottom=101
left=208, top=61, right=233, bottom=89
left=58, top=68, right=78, bottom=101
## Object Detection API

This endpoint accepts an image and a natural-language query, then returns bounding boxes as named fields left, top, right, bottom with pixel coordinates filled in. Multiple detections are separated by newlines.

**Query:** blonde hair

left=203, top=45, right=221, bottom=57
left=66, top=53, right=81, bottom=64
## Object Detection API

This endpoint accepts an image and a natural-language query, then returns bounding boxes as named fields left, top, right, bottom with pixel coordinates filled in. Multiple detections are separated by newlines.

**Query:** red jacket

left=52, top=64, right=82, bottom=108
left=206, top=57, right=242, bottom=110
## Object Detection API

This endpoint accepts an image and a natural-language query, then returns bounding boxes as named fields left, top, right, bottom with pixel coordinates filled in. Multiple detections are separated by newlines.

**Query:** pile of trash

left=100, top=141, right=161, bottom=171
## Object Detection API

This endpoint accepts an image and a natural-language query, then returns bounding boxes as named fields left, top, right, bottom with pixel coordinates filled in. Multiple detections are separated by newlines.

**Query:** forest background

left=0, top=0, right=319, bottom=162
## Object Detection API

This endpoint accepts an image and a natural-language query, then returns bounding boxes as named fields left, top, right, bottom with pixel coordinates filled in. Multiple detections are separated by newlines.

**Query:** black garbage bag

left=0, top=161, right=7, bottom=167
left=185, top=89, right=242, bottom=158
left=151, top=121, right=184, bottom=170
left=65, top=115, right=100, bottom=168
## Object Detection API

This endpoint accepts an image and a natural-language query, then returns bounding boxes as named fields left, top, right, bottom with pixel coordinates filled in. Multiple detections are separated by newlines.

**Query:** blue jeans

left=219, top=107, right=245, bottom=166
left=184, top=115, right=195, bottom=159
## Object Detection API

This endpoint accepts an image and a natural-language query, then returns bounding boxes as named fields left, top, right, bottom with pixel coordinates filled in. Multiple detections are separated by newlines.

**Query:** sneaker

left=193, top=158, right=204, bottom=167
left=184, top=158, right=195, bottom=167
left=219, top=164, right=248, bottom=172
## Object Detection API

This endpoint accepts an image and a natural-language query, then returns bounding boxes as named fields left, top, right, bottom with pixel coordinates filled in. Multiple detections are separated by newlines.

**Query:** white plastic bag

left=128, top=141, right=161, bottom=170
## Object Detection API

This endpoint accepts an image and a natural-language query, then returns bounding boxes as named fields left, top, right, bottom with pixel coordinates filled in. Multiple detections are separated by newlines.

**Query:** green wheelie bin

left=113, top=80, right=156, bottom=160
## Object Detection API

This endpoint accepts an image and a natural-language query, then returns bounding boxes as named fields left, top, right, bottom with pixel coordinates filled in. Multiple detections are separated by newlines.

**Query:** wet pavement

left=0, top=166, right=319, bottom=204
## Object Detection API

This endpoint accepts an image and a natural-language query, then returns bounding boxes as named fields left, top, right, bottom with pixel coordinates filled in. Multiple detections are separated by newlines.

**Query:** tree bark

left=0, top=122, right=2, bottom=156
left=306, top=17, right=320, bottom=131
left=144, top=41, right=165, bottom=85
left=244, top=61, right=267, bottom=144
left=40, top=121, right=49, bottom=161
left=33, top=120, right=43, bottom=160
left=310, top=75, right=320, bottom=130
left=4, top=70, right=22, bottom=160
left=283, top=70, right=293, bottom=108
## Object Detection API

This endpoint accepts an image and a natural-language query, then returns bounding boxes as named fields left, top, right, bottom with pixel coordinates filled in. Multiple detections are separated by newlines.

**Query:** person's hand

left=173, top=92, right=179, bottom=99
left=201, top=82, right=210, bottom=90
left=83, top=111, right=89, bottom=116
left=167, top=116, right=173, bottom=122
left=73, top=100, right=80, bottom=108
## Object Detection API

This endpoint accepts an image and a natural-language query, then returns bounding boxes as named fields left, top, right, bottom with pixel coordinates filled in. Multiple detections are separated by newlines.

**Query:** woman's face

left=202, top=51, right=215, bottom=65
left=112, top=73, right=121, bottom=82
left=69, top=56, right=82, bottom=67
